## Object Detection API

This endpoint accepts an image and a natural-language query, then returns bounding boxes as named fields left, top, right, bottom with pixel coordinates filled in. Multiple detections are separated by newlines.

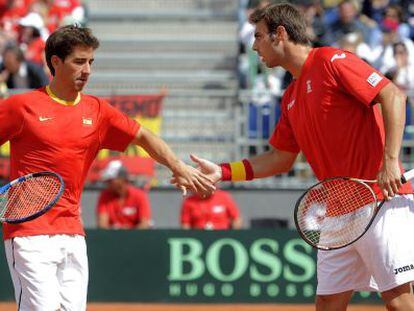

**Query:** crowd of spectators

left=240, top=0, right=414, bottom=141
left=0, top=0, right=86, bottom=96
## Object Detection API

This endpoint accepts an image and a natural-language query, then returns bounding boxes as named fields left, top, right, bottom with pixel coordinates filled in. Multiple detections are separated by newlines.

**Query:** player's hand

left=377, top=158, right=402, bottom=200
left=189, top=154, right=222, bottom=184
left=170, top=160, right=215, bottom=196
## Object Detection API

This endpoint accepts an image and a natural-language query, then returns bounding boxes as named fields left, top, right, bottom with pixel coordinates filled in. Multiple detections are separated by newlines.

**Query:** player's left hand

left=377, top=158, right=402, bottom=200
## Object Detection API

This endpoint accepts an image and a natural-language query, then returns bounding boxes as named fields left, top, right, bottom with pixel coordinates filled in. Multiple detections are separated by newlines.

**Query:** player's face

left=54, top=45, right=94, bottom=92
left=252, top=20, right=279, bottom=68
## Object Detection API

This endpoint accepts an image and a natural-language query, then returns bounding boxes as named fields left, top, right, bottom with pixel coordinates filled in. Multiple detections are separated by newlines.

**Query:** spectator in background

left=379, top=9, right=414, bottom=74
left=382, top=4, right=411, bottom=41
left=384, top=42, right=414, bottom=138
left=44, top=0, right=85, bottom=32
left=386, top=42, right=414, bottom=92
left=337, top=31, right=373, bottom=63
left=18, top=11, right=47, bottom=66
left=96, top=160, right=152, bottom=229
left=294, top=0, right=327, bottom=47
left=324, top=0, right=382, bottom=49
left=180, top=188, right=242, bottom=230
left=0, top=43, right=48, bottom=89
left=1, top=0, right=32, bottom=39
left=362, top=0, right=392, bottom=25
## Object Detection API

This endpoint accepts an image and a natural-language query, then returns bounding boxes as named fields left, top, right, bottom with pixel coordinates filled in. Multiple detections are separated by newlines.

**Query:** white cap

left=19, top=12, right=45, bottom=30
left=101, top=160, right=128, bottom=181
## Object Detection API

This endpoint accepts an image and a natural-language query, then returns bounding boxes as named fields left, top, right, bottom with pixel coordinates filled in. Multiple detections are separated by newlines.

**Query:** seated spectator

left=1, top=0, right=32, bottom=39
left=382, top=4, right=411, bottom=41
left=337, top=31, right=373, bottom=63
left=386, top=42, right=414, bottom=92
left=0, top=43, right=49, bottom=89
left=362, top=0, right=390, bottom=25
left=44, top=0, right=85, bottom=33
left=295, top=0, right=328, bottom=47
left=324, top=0, right=382, bottom=48
left=384, top=41, right=414, bottom=137
left=96, top=160, right=152, bottom=230
left=379, top=16, right=414, bottom=73
left=18, top=12, right=47, bottom=66
left=180, top=189, right=242, bottom=230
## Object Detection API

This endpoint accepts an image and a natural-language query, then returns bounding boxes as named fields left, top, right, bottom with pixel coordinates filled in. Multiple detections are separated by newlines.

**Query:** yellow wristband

left=230, top=161, right=246, bottom=181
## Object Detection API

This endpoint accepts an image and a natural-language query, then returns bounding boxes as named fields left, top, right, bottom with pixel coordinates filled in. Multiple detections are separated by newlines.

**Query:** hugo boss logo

left=167, top=237, right=316, bottom=298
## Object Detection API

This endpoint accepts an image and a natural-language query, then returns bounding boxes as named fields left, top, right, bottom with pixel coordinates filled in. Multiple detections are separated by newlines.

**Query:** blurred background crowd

left=239, top=0, right=414, bottom=149
left=0, top=0, right=85, bottom=95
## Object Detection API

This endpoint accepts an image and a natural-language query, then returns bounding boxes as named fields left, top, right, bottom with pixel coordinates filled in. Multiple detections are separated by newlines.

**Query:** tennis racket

left=0, top=171, right=64, bottom=224
left=294, top=169, right=414, bottom=251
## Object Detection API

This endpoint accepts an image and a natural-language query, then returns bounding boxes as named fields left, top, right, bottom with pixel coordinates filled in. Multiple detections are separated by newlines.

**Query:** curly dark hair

left=45, top=24, right=100, bottom=76
left=249, top=3, right=310, bottom=46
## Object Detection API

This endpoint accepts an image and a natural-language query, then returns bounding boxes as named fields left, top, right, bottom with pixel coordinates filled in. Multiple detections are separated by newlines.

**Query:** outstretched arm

left=132, top=127, right=214, bottom=195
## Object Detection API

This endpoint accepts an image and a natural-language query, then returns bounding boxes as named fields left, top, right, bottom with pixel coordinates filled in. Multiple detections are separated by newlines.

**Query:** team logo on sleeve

left=330, top=53, right=346, bottom=62
left=367, top=72, right=383, bottom=87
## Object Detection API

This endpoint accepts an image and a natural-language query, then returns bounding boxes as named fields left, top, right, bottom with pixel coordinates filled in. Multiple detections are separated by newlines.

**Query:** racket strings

left=1, top=176, right=62, bottom=220
left=297, top=179, right=377, bottom=248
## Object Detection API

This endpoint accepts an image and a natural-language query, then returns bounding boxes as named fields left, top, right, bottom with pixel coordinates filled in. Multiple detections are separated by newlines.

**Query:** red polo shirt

left=96, top=185, right=151, bottom=229
left=269, top=47, right=412, bottom=196
left=181, top=190, right=240, bottom=229
left=0, top=88, right=140, bottom=239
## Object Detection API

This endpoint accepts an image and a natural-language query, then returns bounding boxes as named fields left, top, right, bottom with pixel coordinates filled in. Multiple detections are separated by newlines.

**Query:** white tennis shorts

left=317, top=194, right=414, bottom=295
left=4, top=234, right=88, bottom=311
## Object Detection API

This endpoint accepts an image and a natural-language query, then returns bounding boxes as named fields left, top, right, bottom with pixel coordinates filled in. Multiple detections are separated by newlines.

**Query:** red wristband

left=219, top=163, right=231, bottom=181
left=219, top=160, right=254, bottom=181
left=242, top=159, right=254, bottom=180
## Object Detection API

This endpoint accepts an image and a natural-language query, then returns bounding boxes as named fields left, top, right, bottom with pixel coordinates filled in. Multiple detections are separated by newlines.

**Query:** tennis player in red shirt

left=180, top=189, right=242, bottom=230
left=0, top=25, right=213, bottom=311
left=183, top=3, right=414, bottom=310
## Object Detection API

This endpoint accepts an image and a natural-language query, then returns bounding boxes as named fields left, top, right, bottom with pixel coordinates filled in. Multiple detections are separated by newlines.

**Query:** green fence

left=0, top=229, right=381, bottom=303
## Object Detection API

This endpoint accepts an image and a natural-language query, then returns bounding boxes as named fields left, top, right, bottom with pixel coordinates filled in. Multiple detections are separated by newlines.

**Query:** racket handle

left=401, top=168, right=414, bottom=183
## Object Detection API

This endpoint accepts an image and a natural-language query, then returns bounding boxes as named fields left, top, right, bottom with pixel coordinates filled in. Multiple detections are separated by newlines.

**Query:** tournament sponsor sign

left=0, top=230, right=382, bottom=302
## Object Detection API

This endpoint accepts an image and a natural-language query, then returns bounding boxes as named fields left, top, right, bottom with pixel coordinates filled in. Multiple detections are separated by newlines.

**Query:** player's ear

left=270, top=32, right=279, bottom=47
left=274, top=25, right=287, bottom=42
left=51, top=55, right=61, bottom=70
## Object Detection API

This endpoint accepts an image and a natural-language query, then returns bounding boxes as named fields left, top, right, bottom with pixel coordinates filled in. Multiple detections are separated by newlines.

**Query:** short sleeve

left=328, top=51, right=390, bottom=106
left=99, top=100, right=141, bottom=151
left=0, top=96, right=25, bottom=145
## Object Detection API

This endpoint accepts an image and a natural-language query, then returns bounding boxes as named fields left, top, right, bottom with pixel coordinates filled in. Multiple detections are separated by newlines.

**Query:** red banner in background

left=106, top=94, right=164, bottom=118
left=86, top=93, right=165, bottom=185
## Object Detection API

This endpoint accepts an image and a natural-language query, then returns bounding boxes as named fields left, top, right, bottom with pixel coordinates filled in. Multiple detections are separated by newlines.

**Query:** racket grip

left=401, top=169, right=414, bottom=183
